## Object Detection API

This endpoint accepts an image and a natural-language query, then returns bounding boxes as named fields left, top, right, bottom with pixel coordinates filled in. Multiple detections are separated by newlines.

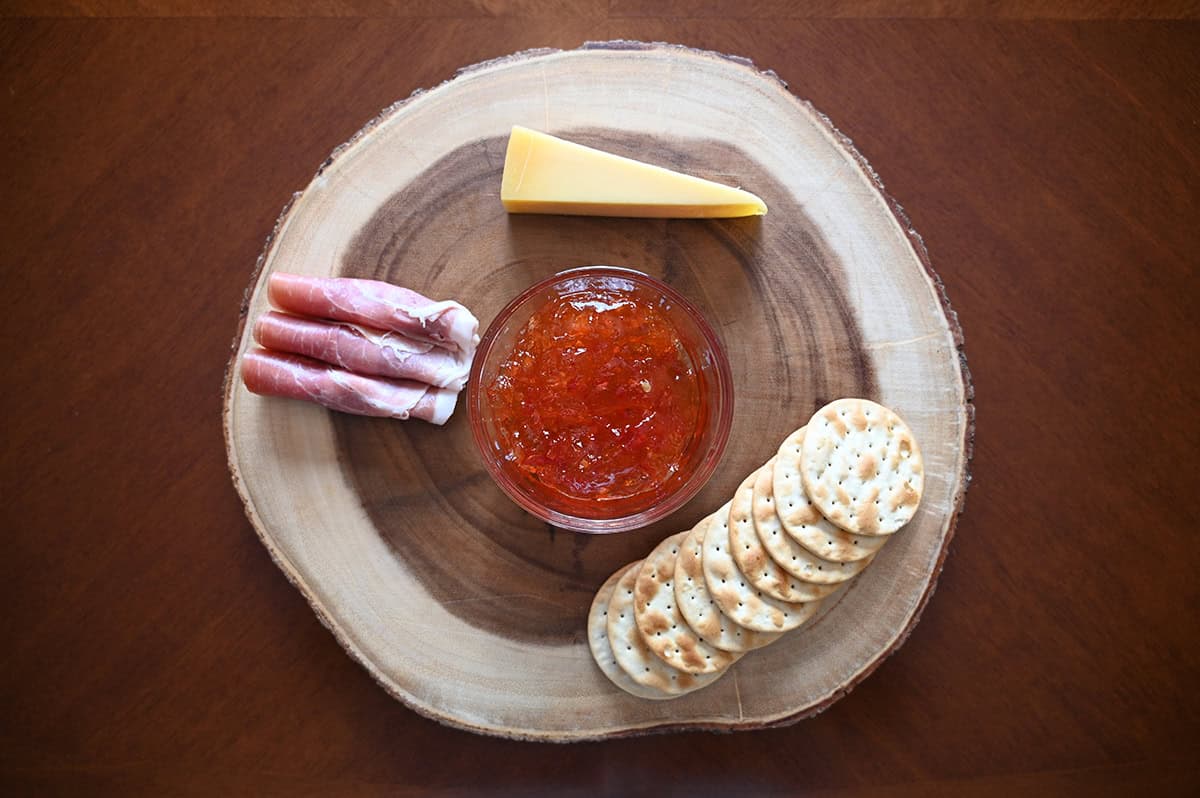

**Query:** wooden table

left=3, top=3, right=1198, bottom=794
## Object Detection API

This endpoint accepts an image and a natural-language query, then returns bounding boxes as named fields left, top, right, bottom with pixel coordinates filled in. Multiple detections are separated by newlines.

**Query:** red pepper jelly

left=476, top=268, right=730, bottom=526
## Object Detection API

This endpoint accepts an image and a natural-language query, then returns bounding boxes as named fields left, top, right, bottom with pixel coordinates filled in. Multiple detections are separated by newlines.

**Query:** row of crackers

left=588, top=398, right=925, bottom=699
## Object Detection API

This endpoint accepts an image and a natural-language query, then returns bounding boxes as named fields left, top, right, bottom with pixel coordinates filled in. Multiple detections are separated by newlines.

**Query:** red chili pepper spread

left=486, top=276, right=705, bottom=516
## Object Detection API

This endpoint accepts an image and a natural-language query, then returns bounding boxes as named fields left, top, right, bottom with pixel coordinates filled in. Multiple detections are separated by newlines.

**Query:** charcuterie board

left=223, top=42, right=972, bottom=741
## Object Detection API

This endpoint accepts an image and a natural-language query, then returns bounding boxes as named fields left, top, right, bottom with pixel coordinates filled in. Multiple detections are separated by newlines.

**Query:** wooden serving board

left=223, top=42, right=972, bottom=741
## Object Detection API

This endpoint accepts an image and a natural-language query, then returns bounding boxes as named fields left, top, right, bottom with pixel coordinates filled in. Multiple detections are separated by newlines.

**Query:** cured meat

left=253, top=311, right=471, bottom=390
left=268, top=273, right=479, bottom=356
left=241, top=349, right=458, bottom=425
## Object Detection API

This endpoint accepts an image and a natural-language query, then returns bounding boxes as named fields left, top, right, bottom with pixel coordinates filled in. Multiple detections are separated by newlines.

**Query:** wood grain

left=5, top=1, right=1198, bottom=19
left=223, top=43, right=969, bottom=739
left=2, top=7, right=1198, bottom=794
left=334, top=129, right=880, bottom=643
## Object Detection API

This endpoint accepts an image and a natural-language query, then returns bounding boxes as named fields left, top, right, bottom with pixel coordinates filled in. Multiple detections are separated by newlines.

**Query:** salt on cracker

left=606, top=561, right=726, bottom=696
left=588, top=564, right=674, bottom=700
left=729, top=465, right=842, bottom=601
left=674, top=516, right=782, bottom=653
left=701, top=501, right=821, bottom=633
left=635, top=532, right=738, bottom=674
left=774, top=427, right=886, bottom=562
left=800, top=398, right=924, bottom=535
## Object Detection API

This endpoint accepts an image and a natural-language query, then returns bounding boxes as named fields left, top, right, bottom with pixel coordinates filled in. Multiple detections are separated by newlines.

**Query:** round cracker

left=701, top=500, right=821, bottom=633
left=774, top=427, right=886, bottom=562
left=635, top=532, right=738, bottom=674
left=800, top=398, right=925, bottom=535
left=606, top=561, right=726, bottom=696
left=753, top=458, right=874, bottom=585
left=674, top=516, right=782, bottom=653
left=729, top=465, right=842, bottom=600
left=588, top=564, right=673, bottom=700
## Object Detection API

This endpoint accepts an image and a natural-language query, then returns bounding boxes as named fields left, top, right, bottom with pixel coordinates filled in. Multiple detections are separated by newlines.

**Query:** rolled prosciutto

left=241, top=349, right=458, bottom=425
left=268, top=273, right=479, bottom=356
left=253, top=311, right=471, bottom=390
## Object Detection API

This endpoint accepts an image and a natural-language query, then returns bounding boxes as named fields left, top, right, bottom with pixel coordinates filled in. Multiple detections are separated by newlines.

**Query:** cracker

left=701, top=501, right=821, bottom=633
left=606, top=561, right=726, bottom=696
left=800, top=399, right=924, bottom=535
left=674, top=516, right=782, bottom=653
left=588, top=564, right=673, bottom=700
left=754, top=458, right=875, bottom=584
left=635, top=532, right=738, bottom=674
left=729, top=465, right=843, bottom=600
left=774, top=427, right=887, bottom=561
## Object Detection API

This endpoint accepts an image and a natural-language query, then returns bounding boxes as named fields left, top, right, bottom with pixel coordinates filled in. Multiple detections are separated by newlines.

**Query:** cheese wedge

left=500, top=126, right=767, bottom=218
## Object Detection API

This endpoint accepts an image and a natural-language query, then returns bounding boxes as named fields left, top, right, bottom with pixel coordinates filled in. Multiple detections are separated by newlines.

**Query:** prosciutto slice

left=253, top=311, right=471, bottom=390
left=268, top=273, right=479, bottom=356
left=241, top=349, right=458, bottom=425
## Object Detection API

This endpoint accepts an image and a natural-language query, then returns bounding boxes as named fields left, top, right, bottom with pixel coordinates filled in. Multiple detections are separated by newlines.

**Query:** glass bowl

left=466, top=266, right=734, bottom=533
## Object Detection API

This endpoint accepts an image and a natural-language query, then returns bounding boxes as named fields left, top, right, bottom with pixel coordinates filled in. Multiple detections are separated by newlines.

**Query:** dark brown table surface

left=3, top=2, right=1199, bottom=795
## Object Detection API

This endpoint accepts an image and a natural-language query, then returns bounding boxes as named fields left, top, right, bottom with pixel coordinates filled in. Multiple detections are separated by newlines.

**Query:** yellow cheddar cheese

left=500, top=126, right=767, bottom=218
